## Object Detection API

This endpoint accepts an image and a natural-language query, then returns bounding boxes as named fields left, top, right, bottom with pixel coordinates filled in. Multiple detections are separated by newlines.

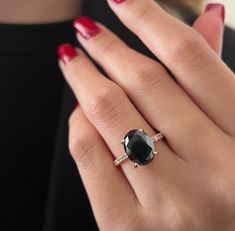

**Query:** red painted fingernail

left=112, top=0, right=126, bottom=3
left=73, top=16, right=100, bottom=39
left=57, top=43, right=79, bottom=64
left=75, top=101, right=80, bottom=108
left=205, top=3, right=225, bottom=23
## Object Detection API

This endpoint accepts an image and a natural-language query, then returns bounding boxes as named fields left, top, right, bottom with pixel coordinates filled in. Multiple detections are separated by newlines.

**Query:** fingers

left=73, top=19, right=226, bottom=161
left=193, top=4, right=225, bottom=56
left=58, top=44, right=179, bottom=202
left=106, top=0, right=235, bottom=136
left=69, top=107, right=138, bottom=230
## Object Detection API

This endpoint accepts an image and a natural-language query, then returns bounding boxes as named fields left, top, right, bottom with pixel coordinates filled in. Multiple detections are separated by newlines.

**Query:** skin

left=59, top=0, right=235, bottom=230
left=0, top=0, right=81, bottom=23
left=0, top=0, right=232, bottom=229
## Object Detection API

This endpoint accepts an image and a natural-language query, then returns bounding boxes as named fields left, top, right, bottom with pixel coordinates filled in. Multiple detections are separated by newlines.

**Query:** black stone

left=123, top=129, right=155, bottom=166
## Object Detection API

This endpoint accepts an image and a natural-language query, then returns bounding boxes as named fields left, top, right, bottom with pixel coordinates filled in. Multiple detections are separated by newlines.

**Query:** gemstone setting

left=123, top=129, right=155, bottom=166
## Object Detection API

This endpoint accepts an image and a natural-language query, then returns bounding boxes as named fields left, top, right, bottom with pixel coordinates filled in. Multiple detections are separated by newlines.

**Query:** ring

left=114, top=129, right=164, bottom=168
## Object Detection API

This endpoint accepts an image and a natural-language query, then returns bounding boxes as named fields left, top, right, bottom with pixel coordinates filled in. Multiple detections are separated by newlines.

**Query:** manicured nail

left=73, top=16, right=100, bottom=39
left=75, top=101, right=80, bottom=108
left=205, top=3, right=225, bottom=23
left=57, top=43, right=79, bottom=64
left=112, top=0, right=126, bottom=3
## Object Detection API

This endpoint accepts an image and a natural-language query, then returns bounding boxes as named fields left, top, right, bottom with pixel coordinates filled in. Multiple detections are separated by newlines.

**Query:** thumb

left=193, top=3, right=225, bottom=57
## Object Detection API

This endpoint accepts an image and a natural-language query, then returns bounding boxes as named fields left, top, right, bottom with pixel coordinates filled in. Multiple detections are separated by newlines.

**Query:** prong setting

left=115, top=129, right=163, bottom=167
left=134, top=163, right=139, bottom=168
left=154, top=151, right=158, bottom=155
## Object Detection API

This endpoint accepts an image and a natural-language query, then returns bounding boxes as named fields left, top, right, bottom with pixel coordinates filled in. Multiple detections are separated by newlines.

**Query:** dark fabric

left=0, top=22, right=76, bottom=231
left=0, top=0, right=234, bottom=230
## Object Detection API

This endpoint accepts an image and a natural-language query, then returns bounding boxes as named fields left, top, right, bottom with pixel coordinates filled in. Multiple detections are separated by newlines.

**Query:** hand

left=58, top=1, right=235, bottom=230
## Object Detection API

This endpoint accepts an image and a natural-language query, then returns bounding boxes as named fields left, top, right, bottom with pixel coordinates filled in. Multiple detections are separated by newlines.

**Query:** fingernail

left=57, top=43, right=79, bottom=64
left=75, top=101, right=80, bottom=108
left=73, top=16, right=100, bottom=39
left=111, top=0, right=126, bottom=3
left=205, top=3, right=225, bottom=23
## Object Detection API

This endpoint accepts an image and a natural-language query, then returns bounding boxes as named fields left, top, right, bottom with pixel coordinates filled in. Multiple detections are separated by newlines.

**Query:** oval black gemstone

left=123, top=129, right=155, bottom=166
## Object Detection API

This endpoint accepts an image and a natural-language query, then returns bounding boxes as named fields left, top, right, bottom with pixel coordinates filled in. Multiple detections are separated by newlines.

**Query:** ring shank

left=114, top=153, right=128, bottom=166
left=151, top=132, right=164, bottom=142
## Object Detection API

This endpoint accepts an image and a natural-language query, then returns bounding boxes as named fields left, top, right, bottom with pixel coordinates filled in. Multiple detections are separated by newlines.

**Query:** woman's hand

left=58, top=1, right=235, bottom=230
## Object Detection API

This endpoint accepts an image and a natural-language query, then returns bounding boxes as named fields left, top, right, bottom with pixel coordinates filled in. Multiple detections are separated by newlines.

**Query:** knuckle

left=98, top=38, right=122, bottom=60
left=165, top=31, right=208, bottom=64
left=133, top=5, right=153, bottom=29
left=86, top=84, right=123, bottom=124
left=128, top=61, right=164, bottom=91
left=69, top=129, right=95, bottom=165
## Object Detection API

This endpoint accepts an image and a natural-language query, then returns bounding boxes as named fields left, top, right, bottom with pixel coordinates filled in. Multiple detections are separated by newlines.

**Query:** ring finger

left=68, top=107, right=138, bottom=230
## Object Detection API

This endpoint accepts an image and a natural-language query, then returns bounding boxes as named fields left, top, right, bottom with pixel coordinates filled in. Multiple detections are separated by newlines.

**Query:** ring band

left=114, top=129, right=164, bottom=168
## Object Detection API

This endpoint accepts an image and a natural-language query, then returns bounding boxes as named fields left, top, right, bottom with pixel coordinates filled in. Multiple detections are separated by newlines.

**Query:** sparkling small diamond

left=123, top=129, right=155, bottom=165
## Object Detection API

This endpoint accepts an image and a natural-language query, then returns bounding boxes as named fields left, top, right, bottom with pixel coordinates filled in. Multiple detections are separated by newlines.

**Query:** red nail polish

left=57, top=43, right=79, bottom=64
left=205, top=3, right=225, bottom=23
left=75, top=101, right=80, bottom=108
left=73, top=16, right=100, bottom=39
left=112, top=0, right=126, bottom=3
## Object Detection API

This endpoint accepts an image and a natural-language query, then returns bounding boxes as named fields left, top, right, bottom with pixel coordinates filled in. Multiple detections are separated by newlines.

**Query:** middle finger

left=73, top=19, right=227, bottom=161
left=58, top=44, right=179, bottom=203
